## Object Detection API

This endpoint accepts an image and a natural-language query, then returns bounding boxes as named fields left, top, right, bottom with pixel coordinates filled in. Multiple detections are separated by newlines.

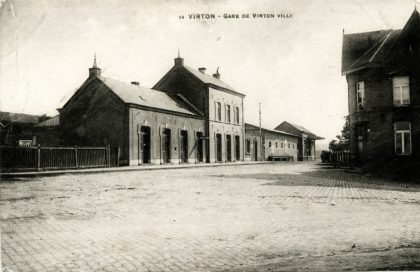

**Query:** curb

left=0, top=161, right=294, bottom=179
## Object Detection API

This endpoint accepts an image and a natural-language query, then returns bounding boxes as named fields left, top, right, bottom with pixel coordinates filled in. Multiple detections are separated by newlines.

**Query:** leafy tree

left=38, top=114, right=50, bottom=122
left=329, top=116, right=350, bottom=152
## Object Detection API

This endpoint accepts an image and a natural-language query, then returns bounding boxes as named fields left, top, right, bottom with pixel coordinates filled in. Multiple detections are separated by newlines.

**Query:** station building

left=59, top=54, right=245, bottom=165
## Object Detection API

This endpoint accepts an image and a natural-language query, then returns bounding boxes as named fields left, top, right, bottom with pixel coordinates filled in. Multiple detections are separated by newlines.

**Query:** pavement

left=1, top=162, right=420, bottom=271
left=0, top=161, right=274, bottom=178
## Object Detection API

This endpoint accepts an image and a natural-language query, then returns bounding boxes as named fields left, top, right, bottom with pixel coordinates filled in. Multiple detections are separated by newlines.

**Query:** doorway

left=216, top=134, right=222, bottom=162
left=162, top=128, right=171, bottom=163
left=226, top=134, right=232, bottom=162
left=196, top=132, right=204, bottom=163
left=254, top=141, right=258, bottom=161
left=139, top=126, right=151, bottom=164
left=180, top=130, right=188, bottom=163
left=235, top=135, right=240, bottom=161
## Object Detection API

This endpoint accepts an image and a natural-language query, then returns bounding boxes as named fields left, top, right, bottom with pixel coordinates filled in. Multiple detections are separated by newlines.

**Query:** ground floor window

left=394, top=122, right=411, bottom=155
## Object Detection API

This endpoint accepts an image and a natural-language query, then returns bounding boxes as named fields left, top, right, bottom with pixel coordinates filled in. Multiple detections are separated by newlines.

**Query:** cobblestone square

left=1, top=163, right=420, bottom=271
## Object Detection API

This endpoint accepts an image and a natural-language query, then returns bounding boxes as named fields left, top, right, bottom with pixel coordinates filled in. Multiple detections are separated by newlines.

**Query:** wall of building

left=347, top=68, right=420, bottom=167
left=60, top=79, right=128, bottom=163
left=208, top=87, right=244, bottom=162
left=128, top=107, right=206, bottom=165
left=263, top=131, right=298, bottom=161
left=244, top=128, right=298, bottom=161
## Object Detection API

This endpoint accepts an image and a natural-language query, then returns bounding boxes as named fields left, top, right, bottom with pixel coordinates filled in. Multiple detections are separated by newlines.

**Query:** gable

left=61, top=79, right=125, bottom=117
left=275, top=122, right=302, bottom=136
left=342, top=10, right=420, bottom=75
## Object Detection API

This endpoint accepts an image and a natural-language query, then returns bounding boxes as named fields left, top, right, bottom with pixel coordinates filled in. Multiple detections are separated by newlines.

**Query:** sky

left=0, top=0, right=417, bottom=149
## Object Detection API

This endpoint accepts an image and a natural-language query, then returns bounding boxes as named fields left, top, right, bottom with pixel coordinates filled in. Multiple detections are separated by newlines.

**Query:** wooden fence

left=321, top=151, right=351, bottom=166
left=1, top=145, right=120, bottom=171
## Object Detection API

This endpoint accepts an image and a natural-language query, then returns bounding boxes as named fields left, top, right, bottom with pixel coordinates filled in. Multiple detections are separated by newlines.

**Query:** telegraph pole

left=259, top=103, right=262, bottom=161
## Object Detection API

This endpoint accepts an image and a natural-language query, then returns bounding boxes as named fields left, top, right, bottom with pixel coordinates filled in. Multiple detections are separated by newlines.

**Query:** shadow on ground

left=211, top=167, right=420, bottom=192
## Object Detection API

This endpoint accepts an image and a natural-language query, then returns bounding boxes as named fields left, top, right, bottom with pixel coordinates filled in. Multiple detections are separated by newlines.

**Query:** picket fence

left=1, top=145, right=120, bottom=171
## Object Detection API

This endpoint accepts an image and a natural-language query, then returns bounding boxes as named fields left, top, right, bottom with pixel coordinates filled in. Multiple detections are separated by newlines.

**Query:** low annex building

left=342, top=9, right=420, bottom=168
left=59, top=54, right=245, bottom=165
left=244, top=123, right=299, bottom=161
left=274, top=121, right=323, bottom=161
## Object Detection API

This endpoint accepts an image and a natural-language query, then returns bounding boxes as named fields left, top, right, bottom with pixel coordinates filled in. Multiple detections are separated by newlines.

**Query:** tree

left=329, top=116, right=350, bottom=152
left=38, top=114, right=50, bottom=122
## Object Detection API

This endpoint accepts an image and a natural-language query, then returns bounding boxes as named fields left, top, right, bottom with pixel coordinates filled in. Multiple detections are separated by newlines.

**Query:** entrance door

left=254, top=141, right=258, bottom=161
left=226, top=135, right=232, bottom=162
left=235, top=135, right=240, bottom=161
left=196, top=132, right=204, bottom=162
left=162, top=129, right=171, bottom=163
left=180, top=130, right=188, bottom=163
left=216, top=134, right=222, bottom=162
left=140, top=126, right=151, bottom=164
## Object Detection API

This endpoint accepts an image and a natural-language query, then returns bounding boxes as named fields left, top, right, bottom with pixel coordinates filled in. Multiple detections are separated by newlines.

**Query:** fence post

left=107, top=144, right=111, bottom=167
left=37, top=145, right=41, bottom=171
left=117, top=147, right=120, bottom=167
left=75, top=145, right=78, bottom=169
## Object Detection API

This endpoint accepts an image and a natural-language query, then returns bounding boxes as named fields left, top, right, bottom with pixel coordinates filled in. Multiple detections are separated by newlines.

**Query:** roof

left=275, top=121, right=324, bottom=140
left=245, top=123, right=299, bottom=138
left=342, top=9, right=420, bottom=75
left=34, top=115, right=60, bottom=127
left=99, top=77, right=198, bottom=116
left=183, top=66, right=236, bottom=92
left=0, top=111, right=40, bottom=124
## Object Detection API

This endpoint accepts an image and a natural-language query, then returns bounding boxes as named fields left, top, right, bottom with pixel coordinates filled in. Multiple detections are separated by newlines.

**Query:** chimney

left=198, top=67, right=206, bottom=74
left=89, top=54, right=101, bottom=78
left=213, top=67, right=220, bottom=79
left=174, top=48, right=184, bottom=66
left=131, top=81, right=140, bottom=86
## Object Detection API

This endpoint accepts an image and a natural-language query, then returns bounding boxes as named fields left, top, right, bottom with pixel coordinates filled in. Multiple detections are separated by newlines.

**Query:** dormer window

left=393, top=77, right=410, bottom=106
left=356, top=81, right=365, bottom=111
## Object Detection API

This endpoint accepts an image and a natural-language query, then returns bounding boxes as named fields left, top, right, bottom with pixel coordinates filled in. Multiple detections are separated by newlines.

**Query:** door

left=254, top=141, right=258, bottom=161
left=180, top=130, right=188, bottom=163
left=216, top=134, right=222, bottom=162
left=196, top=132, right=204, bottom=162
left=226, top=135, right=232, bottom=162
left=140, top=126, right=151, bottom=164
left=162, top=128, right=171, bottom=163
left=235, top=135, right=240, bottom=161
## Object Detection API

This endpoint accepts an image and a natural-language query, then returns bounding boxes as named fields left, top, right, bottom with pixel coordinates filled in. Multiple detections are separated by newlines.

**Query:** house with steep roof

left=274, top=121, right=323, bottom=161
left=342, top=8, right=420, bottom=168
left=153, top=53, right=246, bottom=163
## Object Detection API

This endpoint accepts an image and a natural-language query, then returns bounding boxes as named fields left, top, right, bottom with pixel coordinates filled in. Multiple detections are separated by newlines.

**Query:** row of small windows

left=245, top=139, right=295, bottom=153
left=216, top=102, right=240, bottom=124
left=268, top=141, right=295, bottom=149
left=356, top=76, right=410, bottom=111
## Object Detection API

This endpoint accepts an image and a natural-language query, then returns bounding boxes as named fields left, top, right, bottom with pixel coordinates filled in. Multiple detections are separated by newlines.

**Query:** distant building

left=0, top=112, right=61, bottom=147
left=342, top=9, right=420, bottom=168
left=0, top=111, right=39, bottom=146
left=274, top=121, right=324, bottom=161
left=244, top=123, right=299, bottom=161
left=59, top=54, right=245, bottom=165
